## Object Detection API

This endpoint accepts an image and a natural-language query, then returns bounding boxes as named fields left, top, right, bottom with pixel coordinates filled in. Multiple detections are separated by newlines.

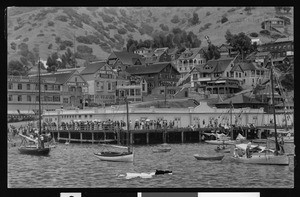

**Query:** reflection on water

left=8, top=143, right=294, bottom=188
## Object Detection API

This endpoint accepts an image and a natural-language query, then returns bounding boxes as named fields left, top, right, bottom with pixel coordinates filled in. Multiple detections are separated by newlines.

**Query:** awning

left=7, top=110, right=35, bottom=115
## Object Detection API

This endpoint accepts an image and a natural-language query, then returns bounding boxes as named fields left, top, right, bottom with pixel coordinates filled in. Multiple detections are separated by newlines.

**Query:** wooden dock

left=49, top=126, right=264, bottom=145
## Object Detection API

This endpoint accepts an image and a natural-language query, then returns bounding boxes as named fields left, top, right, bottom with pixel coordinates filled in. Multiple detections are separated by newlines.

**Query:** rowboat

left=18, top=146, right=50, bottom=156
left=94, top=151, right=133, bottom=162
left=153, top=147, right=171, bottom=153
left=205, top=140, right=236, bottom=145
left=193, top=154, right=224, bottom=161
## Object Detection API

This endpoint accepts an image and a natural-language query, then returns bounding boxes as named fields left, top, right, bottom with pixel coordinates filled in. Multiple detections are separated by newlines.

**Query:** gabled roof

left=109, top=51, right=143, bottom=65
left=154, top=47, right=168, bottom=54
left=167, top=47, right=179, bottom=55
left=275, top=36, right=293, bottom=43
left=218, top=94, right=261, bottom=104
left=199, top=58, right=234, bottom=73
left=126, top=62, right=179, bottom=75
left=39, top=70, right=76, bottom=84
left=178, top=48, right=202, bottom=60
left=80, top=62, right=106, bottom=75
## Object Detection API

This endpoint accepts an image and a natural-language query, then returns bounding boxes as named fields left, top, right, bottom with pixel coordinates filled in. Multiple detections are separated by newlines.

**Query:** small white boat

left=205, top=140, right=236, bottom=145
left=153, top=147, right=171, bottom=153
left=231, top=143, right=289, bottom=165
left=94, top=151, right=133, bottom=162
left=231, top=154, right=289, bottom=165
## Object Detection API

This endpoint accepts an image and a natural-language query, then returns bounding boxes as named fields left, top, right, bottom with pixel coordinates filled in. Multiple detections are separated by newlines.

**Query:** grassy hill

left=7, top=7, right=293, bottom=68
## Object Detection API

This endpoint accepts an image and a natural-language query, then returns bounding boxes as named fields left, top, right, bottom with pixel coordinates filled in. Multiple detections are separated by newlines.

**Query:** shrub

left=59, top=44, right=66, bottom=50
left=62, top=40, right=73, bottom=47
left=171, top=15, right=180, bottom=23
left=76, top=35, right=100, bottom=45
left=55, top=15, right=68, bottom=22
left=108, top=24, right=117, bottom=29
left=55, top=36, right=61, bottom=43
left=77, top=45, right=93, bottom=54
left=102, top=14, right=114, bottom=23
left=114, top=34, right=124, bottom=43
left=124, top=24, right=135, bottom=32
left=250, top=32, right=259, bottom=37
left=206, top=11, right=211, bottom=16
left=23, top=37, right=29, bottom=42
left=10, top=42, right=17, bottom=50
left=52, top=33, right=56, bottom=36
left=120, top=9, right=127, bottom=17
left=48, top=43, right=53, bottom=49
left=37, top=33, right=44, bottom=37
left=103, top=7, right=118, bottom=16
left=159, top=24, right=169, bottom=31
left=221, top=16, right=228, bottom=24
left=28, top=28, right=32, bottom=31
left=259, top=30, right=270, bottom=36
left=15, top=35, right=22, bottom=40
left=48, top=21, right=54, bottom=26
left=118, top=28, right=127, bottom=34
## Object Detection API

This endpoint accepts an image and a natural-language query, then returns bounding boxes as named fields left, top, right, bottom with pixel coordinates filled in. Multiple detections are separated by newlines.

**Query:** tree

left=203, top=44, right=220, bottom=61
left=8, top=60, right=27, bottom=76
left=225, top=30, right=255, bottom=60
left=190, top=13, right=200, bottom=25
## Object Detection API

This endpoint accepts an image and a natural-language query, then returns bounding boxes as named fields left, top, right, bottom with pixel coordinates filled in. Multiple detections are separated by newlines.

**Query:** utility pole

left=230, top=101, right=233, bottom=140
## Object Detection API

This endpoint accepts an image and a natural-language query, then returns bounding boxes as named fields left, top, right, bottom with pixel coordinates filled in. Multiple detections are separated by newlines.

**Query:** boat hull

left=205, top=140, right=236, bottom=145
left=230, top=154, right=289, bottom=165
left=194, top=154, right=224, bottom=161
left=18, top=146, right=50, bottom=156
left=94, top=152, right=133, bottom=162
left=214, top=148, right=231, bottom=153
left=153, top=148, right=171, bottom=153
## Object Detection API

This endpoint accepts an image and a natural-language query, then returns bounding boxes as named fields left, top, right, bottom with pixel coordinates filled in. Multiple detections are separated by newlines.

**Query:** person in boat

left=279, top=136, right=285, bottom=154
left=246, top=142, right=252, bottom=158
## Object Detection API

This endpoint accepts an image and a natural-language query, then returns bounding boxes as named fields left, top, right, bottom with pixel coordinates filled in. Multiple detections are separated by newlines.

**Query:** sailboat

left=94, top=97, right=133, bottom=162
left=18, top=58, right=51, bottom=156
left=230, top=57, right=289, bottom=165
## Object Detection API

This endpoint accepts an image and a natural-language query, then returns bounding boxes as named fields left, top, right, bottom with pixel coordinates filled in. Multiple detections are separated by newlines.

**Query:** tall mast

left=38, top=57, right=42, bottom=135
left=125, top=96, right=129, bottom=147
left=270, top=58, right=279, bottom=153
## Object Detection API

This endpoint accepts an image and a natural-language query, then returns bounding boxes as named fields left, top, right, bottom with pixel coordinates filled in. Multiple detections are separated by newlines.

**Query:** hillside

left=7, top=7, right=293, bottom=68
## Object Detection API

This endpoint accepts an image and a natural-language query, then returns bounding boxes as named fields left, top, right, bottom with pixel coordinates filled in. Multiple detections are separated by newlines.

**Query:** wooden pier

left=49, top=126, right=263, bottom=145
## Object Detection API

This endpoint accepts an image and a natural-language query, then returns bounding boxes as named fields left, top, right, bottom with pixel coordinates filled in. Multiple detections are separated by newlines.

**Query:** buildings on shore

left=8, top=35, right=293, bottom=124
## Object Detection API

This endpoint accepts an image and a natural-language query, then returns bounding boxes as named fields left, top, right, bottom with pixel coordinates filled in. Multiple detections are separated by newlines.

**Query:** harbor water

left=7, top=142, right=294, bottom=188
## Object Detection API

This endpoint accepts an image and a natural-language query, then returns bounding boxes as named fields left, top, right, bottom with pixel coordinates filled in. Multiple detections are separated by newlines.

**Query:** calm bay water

left=7, top=142, right=294, bottom=188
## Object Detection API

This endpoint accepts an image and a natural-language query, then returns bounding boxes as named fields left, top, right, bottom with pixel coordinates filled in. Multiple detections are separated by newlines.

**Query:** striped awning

left=7, top=110, right=35, bottom=115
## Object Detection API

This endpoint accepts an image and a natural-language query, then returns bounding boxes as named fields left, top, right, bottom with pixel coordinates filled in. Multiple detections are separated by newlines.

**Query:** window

left=8, top=95, right=12, bottom=101
left=53, top=95, right=60, bottom=102
left=18, top=95, right=22, bottom=101
left=239, top=73, right=241, bottom=78
left=44, top=85, right=48, bottom=91
left=193, top=74, right=198, bottom=80
left=226, top=72, right=229, bottom=77
left=130, top=89, right=134, bottom=96
left=63, top=98, right=69, bottom=103
left=108, top=82, right=111, bottom=91
left=27, top=84, right=30, bottom=90
left=136, top=89, right=141, bottom=95
left=18, top=84, right=22, bottom=90
left=36, top=95, right=39, bottom=101
left=142, top=84, right=145, bottom=91
left=8, top=83, right=13, bottom=89
left=27, top=95, right=31, bottom=102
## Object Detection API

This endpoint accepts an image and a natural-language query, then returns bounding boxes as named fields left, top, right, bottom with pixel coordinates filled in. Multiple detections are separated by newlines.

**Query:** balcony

left=192, top=77, right=211, bottom=82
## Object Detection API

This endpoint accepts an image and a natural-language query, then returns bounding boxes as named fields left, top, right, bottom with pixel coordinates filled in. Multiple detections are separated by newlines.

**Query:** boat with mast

left=230, top=57, right=289, bottom=165
left=18, top=58, right=51, bottom=156
left=94, top=97, right=134, bottom=162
